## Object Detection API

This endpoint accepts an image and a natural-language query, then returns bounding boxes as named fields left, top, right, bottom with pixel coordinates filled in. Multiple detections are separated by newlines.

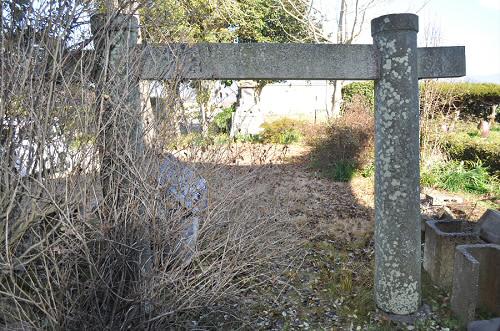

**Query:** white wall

left=258, top=80, right=334, bottom=123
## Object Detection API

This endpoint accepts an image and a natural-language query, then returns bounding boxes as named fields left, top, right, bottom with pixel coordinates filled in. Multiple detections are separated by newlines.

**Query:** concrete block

left=425, top=192, right=463, bottom=206
left=477, top=209, right=500, bottom=244
left=451, top=244, right=500, bottom=326
left=468, top=318, right=500, bottom=331
left=423, top=220, right=481, bottom=289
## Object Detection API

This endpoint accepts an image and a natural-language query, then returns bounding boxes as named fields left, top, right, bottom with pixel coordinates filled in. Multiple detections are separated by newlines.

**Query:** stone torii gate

left=91, top=13, right=465, bottom=315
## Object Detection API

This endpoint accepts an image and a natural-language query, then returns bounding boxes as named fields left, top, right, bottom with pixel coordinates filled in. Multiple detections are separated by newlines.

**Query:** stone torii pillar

left=372, top=14, right=421, bottom=315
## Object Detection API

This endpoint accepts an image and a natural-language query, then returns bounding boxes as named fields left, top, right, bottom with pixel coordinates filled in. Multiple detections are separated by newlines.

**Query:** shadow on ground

left=186, top=142, right=377, bottom=329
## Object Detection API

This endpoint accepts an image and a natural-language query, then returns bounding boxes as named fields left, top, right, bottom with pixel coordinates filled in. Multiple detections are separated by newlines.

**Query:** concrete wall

left=258, top=80, right=334, bottom=123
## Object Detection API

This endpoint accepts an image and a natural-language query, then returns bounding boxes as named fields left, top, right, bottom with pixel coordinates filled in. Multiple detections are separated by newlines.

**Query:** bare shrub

left=0, top=2, right=298, bottom=329
left=309, top=95, right=374, bottom=180
left=419, top=80, right=460, bottom=170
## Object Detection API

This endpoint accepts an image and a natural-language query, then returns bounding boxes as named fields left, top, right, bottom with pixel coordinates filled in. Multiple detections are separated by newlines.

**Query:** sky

left=316, top=0, right=500, bottom=83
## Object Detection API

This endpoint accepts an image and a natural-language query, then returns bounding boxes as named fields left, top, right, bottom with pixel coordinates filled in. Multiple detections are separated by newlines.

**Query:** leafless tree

left=0, top=1, right=299, bottom=329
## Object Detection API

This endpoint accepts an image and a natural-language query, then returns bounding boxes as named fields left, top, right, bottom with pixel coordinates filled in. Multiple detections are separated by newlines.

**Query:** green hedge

left=341, top=81, right=374, bottom=109
left=341, top=82, right=500, bottom=120
left=442, top=130, right=500, bottom=175
left=422, top=82, right=500, bottom=120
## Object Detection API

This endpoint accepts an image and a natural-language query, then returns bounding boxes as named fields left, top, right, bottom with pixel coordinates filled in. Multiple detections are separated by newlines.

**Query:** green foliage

left=341, top=82, right=374, bottom=110
left=342, top=81, right=500, bottom=120
left=212, top=106, right=235, bottom=134
left=324, top=161, right=356, bottom=182
left=141, top=0, right=320, bottom=43
left=359, top=162, right=375, bottom=178
left=422, top=82, right=500, bottom=120
left=212, top=133, right=231, bottom=145
left=421, top=160, right=500, bottom=195
left=442, top=126, right=500, bottom=175
left=235, top=133, right=263, bottom=143
left=167, top=132, right=211, bottom=150
left=261, top=118, right=303, bottom=145
left=69, top=134, right=95, bottom=150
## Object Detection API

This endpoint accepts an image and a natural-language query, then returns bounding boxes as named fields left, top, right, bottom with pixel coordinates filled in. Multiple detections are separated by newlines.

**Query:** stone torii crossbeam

left=91, top=13, right=466, bottom=315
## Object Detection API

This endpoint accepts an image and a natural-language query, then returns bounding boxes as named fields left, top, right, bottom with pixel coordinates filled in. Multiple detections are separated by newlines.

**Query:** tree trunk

left=330, top=0, right=347, bottom=118
left=330, top=80, right=343, bottom=118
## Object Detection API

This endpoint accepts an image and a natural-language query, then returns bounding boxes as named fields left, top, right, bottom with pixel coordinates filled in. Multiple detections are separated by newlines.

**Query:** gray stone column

left=91, top=14, right=144, bottom=202
left=371, top=14, right=421, bottom=314
left=230, top=80, right=263, bottom=137
left=91, top=15, right=153, bottom=314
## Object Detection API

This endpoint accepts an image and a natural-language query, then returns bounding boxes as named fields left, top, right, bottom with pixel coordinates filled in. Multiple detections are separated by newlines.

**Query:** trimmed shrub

left=341, top=82, right=500, bottom=120
left=423, top=82, right=500, bottom=120
left=261, top=118, right=303, bottom=145
left=442, top=127, right=500, bottom=175
left=342, top=82, right=374, bottom=110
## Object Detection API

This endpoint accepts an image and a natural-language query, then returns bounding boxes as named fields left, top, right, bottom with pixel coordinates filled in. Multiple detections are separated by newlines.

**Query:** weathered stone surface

left=135, top=11, right=466, bottom=319
left=423, top=220, right=480, bottom=289
left=477, top=209, right=500, bottom=244
left=141, top=43, right=379, bottom=80
left=159, top=154, right=208, bottom=211
left=418, top=46, right=466, bottom=79
left=230, top=81, right=264, bottom=136
left=158, top=154, right=208, bottom=262
left=451, top=244, right=500, bottom=325
left=139, top=43, right=465, bottom=81
left=380, top=303, right=432, bottom=325
left=468, top=318, right=500, bottom=331
left=425, top=192, right=464, bottom=206
left=372, top=13, right=421, bottom=315
left=91, top=14, right=145, bottom=198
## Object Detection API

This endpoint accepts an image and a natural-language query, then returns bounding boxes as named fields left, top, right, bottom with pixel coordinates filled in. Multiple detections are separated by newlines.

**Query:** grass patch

left=421, top=159, right=500, bottom=196
left=421, top=271, right=462, bottom=330
left=308, top=238, right=377, bottom=327
left=359, top=162, right=375, bottom=179
left=235, top=133, right=264, bottom=143
left=315, top=160, right=357, bottom=182
left=443, top=128, right=500, bottom=176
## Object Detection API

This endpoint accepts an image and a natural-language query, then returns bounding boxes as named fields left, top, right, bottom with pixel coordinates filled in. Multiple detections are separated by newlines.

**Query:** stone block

left=423, top=220, right=480, bottom=289
left=158, top=154, right=208, bottom=263
left=477, top=209, right=500, bottom=244
left=468, top=318, right=500, bottom=331
left=451, top=244, right=500, bottom=326
left=425, top=193, right=464, bottom=206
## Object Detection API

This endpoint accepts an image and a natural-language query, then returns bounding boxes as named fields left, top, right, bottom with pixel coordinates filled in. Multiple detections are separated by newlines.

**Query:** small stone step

left=425, top=193, right=464, bottom=206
